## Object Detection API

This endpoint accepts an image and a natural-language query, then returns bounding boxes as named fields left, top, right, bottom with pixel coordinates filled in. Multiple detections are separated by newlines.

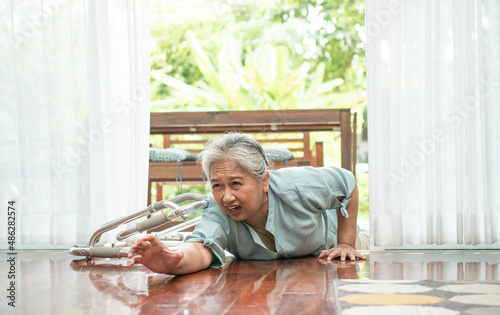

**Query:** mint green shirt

left=184, top=166, right=356, bottom=267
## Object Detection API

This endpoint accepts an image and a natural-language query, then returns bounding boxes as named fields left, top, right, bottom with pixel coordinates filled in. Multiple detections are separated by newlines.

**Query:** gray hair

left=201, top=132, right=269, bottom=182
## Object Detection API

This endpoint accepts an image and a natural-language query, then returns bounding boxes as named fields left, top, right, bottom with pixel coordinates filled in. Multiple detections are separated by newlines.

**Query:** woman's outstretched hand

left=128, top=234, right=183, bottom=274
left=318, top=243, right=367, bottom=261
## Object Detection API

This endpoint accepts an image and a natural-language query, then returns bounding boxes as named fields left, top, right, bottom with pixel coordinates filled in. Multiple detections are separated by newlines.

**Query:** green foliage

left=152, top=31, right=344, bottom=111
left=356, top=168, right=369, bottom=216
left=150, top=0, right=366, bottom=111
left=270, top=0, right=366, bottom=88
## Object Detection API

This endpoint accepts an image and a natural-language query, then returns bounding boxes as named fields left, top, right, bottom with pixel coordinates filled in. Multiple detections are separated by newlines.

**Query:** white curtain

left=0, top=0, right=150, bottom=247
left=367, top=0, right=500, bottom=248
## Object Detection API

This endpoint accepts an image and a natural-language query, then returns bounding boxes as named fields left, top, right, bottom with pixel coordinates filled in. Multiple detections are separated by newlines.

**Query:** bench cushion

left=264, top=147, right=295, bottom=161
left=196, top=147, right=295, bottom=162
left=149, top=148, right=198, bottom=162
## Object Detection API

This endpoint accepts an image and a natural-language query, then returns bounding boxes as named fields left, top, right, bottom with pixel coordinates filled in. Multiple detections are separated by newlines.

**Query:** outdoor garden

left=149, top=0, right=369, bottom=224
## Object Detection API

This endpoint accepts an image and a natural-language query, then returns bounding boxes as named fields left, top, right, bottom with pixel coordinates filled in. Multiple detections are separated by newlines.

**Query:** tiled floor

left=1, top=250, right=499, bottom=314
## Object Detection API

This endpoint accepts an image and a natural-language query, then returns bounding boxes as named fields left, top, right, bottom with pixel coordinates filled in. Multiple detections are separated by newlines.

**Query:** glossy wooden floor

left=2, top=250, right=499, bottom=314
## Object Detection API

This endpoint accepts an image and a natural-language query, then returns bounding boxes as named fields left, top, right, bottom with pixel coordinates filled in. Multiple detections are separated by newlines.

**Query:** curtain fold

left=0, top=0, right=150, bottom=247
left=367, top=0, right=500, bottom=248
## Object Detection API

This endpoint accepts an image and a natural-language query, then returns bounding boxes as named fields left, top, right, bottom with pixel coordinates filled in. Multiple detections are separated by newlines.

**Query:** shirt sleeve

left=318, top=166, right=356, bottom=218
left=183, top=196, right=229, bottom=268
left=286, top=166, right=356, bottom=217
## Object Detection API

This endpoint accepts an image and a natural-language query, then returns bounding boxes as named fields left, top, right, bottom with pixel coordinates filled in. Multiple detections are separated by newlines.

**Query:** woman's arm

left=128, top=234, right=213, bottom=275
left=318, top=184, right=367, bottom=261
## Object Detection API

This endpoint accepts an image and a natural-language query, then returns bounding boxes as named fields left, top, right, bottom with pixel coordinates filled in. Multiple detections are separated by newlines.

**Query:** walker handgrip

left=150, top=200, right=168, bottom=211
left=89, top=247, right=125, bottom=258
left=136, top=213, right=170, bottom=233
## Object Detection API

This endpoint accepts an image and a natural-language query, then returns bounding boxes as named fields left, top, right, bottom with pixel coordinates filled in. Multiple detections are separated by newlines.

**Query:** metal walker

left=69, top=193, right=208, bottom=259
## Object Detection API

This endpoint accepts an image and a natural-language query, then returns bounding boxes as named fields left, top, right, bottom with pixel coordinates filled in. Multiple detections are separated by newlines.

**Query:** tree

left=151, top=31, right=344, bottom=111
left=150, top=0, right=366, bottom=111
left=270, top=0, right=366, bottom=87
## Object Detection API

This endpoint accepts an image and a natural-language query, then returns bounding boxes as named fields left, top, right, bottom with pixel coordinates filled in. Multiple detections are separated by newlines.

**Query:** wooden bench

left=148, top=109, right=356, bottom=203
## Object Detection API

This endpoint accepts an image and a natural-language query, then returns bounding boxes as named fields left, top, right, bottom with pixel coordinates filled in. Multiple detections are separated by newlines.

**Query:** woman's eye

left=232, top=182, right=241, bottom=186
left=212, top=184, right=220, bottom=189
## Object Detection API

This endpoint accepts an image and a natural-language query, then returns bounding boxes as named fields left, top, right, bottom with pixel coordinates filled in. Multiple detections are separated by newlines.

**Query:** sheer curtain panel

left=0, top=0, right=151, bottom=247
left=367, top=0, right=500, bottom=248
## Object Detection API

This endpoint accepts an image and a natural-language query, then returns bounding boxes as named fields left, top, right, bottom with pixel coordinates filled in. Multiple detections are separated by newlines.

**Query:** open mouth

left=227, top=206, right=241, bottom=212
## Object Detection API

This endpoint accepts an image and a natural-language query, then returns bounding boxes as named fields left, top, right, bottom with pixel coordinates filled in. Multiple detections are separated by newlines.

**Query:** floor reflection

left=70, top=257, right=225, bottom=313
left=69, top=256, right=365, bottom=313
left=366, top=251, right=500, bottom=281
left=3, top=250, right=499, bottom=314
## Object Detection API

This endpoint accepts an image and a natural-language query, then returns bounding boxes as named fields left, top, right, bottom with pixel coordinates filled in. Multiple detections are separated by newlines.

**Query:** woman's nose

left=223, top=189, right=235, bottom=203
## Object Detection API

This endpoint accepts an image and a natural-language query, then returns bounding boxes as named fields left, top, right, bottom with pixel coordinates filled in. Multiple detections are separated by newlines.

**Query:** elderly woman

left=129, top=133, right=366, bottom=275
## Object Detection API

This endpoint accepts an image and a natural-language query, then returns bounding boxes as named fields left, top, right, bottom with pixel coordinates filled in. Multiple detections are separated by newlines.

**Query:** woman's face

left=210, top=159, right=269, bottom=222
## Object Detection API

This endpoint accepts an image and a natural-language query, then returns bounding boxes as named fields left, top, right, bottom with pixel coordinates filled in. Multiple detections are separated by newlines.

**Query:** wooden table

left=150, top=109, right=356, bottom=173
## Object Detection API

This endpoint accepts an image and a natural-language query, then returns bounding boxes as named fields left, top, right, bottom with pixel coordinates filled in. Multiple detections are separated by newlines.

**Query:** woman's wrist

left=336, top=242, right=355, bottom=249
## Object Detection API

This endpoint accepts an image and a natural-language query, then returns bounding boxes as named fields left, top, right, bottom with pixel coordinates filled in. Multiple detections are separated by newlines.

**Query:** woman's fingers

left=129, top=255, right=143, bottom=266
left=355, top=251, right=367, bottom=260
left=128, top=235, right=156, bottom=258
left=319, top=246, right=367, bottom=261
left=329, top=248, right=344, bottom=261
